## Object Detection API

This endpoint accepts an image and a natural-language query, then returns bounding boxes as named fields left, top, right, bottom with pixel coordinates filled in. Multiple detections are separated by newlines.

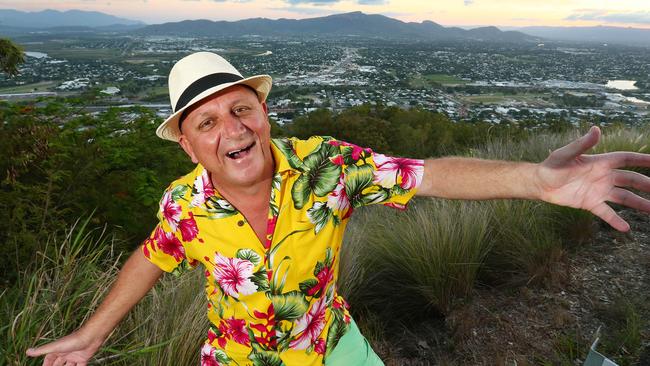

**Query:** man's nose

left=221, top=114, right=248, bottom=138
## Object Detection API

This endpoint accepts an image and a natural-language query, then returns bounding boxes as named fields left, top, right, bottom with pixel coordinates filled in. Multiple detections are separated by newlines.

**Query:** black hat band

left=174, top=72, right=244, bottom=112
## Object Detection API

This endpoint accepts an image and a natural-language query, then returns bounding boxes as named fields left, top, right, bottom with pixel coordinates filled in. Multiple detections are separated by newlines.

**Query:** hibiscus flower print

left=178, top=212, right=199, bottom=242
left=212, top=253, right=257, bottom=298
left=191, top=169, right=215, bottom=208
left=307, top=265, right=334, bottom=297
left=160, top=190, right=182, bottom=231
left=289, top=297, right=327, bottom=350
left=201, top=343, right=222, bottom=366
left=225, top=318, right=250, bottom=346
left=326, top=175, right=351, bottom=219
left=155, top=228, right=185, bottom=262
left=372, top=153, right=424, bottom=190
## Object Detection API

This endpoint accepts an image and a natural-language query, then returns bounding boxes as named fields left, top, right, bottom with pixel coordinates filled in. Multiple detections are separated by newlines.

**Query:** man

left=26, top=52, right=650, bottom=366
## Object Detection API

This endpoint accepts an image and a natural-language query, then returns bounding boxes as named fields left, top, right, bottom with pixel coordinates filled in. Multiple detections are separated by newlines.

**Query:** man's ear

left=178, top=135, right=199, bottom=164
left=261, top=101, right=268, bottom=117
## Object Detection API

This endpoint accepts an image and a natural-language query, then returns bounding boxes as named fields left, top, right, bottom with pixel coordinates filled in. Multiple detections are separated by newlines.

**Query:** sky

left=1, top=0, right=650, bottom=29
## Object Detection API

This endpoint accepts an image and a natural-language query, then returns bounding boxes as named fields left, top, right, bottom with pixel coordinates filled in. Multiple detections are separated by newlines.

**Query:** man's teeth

left=227, top=149, right=243, bottom=158
left=227, top=144, right=252, bottom=159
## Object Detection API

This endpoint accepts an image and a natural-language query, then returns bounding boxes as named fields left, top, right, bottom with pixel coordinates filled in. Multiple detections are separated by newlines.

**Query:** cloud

left=286, top=0, right=339, bottom=4
left=284, top=0, right=387, bottom=5
left=464, top=0, right=474, bottom=5
left=565, top=10, right=650, bottom=25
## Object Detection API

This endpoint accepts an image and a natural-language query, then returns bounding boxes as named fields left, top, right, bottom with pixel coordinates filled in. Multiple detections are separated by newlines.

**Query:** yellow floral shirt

left=141, top=136, right=424, bottom=366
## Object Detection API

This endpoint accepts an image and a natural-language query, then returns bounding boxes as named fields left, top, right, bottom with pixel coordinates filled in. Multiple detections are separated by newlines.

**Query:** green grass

left=459, top=92, right=552, bottom=106
left=341, top=199, right=493, bottom=315
left=595, top=298, right=647, bottom=366
left=0, top=81, right=58, bottom=93
left=2, top=216, right=207, bottom=365
left=45, top=48, right=123, bottom=61
left=409, top=74, right=468, bottom=88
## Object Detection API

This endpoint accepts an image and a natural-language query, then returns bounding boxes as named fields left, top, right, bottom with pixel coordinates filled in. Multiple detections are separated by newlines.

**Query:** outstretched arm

left=26, top=248, right=163, bottom=366
left=417, top=126, right=650, bottom=232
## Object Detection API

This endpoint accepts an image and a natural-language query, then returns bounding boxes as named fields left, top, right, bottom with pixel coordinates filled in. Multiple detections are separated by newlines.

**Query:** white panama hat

left=156, top=52, right=272, bottom=142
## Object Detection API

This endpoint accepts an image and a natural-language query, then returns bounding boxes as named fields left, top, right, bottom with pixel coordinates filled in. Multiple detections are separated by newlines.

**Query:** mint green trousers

left=325, top=319, right=384, bottom=366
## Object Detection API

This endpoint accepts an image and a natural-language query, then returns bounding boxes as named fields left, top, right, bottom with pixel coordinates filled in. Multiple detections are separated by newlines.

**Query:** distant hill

left=0, top=9, right=145, bottom=29
left=512, top=26, right=650, bottom=47
left=136, top=11, right=537, bottom=43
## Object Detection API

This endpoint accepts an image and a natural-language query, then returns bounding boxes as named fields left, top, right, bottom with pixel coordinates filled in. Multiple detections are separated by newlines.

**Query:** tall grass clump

left=2, top=216, right=121, bottom=365
left=482, top=199, right=571, bottom=287
left=341, top=198, right=493, bottom=316
left=2, top=216, right=208, bottom=366
left=341, top=126, right=650, bottom=321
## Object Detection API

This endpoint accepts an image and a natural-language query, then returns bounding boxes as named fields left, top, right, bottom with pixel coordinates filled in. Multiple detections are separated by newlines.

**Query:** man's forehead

left=188, top=85, right=260, bottom=114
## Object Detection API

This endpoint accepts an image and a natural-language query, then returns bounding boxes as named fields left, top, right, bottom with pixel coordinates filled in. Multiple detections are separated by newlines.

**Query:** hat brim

left=156, top=74, right=272, bottom=142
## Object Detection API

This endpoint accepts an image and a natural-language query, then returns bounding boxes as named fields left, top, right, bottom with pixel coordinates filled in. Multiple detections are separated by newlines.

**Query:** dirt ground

left=378, top=204, right=650, bottom=366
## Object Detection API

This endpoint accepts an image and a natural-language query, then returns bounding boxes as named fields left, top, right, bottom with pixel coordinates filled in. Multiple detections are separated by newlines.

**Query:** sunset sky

left=1, top=0, right=650, bottom=29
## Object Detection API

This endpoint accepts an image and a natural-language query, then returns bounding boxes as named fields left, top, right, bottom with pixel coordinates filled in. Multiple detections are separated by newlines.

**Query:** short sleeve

left=328, top=138, right=424, bottom=210
left=141, top=185, right=199, bottom=274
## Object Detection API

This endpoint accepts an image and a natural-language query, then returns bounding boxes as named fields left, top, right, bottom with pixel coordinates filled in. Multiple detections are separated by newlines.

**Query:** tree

left=0, top=38, right=25, bottom=76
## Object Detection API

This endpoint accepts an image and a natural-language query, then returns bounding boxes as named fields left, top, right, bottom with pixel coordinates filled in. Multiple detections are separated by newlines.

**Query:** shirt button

left=237, top=220, right=245, bottom=227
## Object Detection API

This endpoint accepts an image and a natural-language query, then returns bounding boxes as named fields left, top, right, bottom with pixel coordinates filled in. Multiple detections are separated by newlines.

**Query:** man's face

left=178, top=85, right=274, bottom=190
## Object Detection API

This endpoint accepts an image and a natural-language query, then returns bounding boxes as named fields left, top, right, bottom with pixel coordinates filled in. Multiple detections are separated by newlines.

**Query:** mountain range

left=135, top=11, right=535, bottom=42
left=0, top=9, right=144, bottom=28
left=2, top=8, right=650, bottom=47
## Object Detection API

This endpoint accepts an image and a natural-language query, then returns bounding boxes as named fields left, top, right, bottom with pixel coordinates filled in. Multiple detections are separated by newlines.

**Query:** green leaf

left=214, top=349, right=231, bottom=364
left=170, top=259, right=195, bottom=277
left=268, top=291, right=309, bottom=321
left=251, top=269, right=270, bottom=292
left=291, top=174, right=311, bottom=210
left=306, top=201, right=331, bottom=234
left=305, top=143, right=342, bottom=197
left=249, top=350, right=285, bottom=366
left=170, top=184, right=189, bottom=202
left=314, top=261, right=324, bottom=276
left=324, top=247, right=333, bottom=267
left=205, top=197, right=238, bottom=218
left=325, top=318, right=349, bottom=358
left=299, top=278, right=319, bottom=295
left=236, top=248, right=262, bottom=266
left=344, top=164, right=375, bottom=200
left=290, top=142, right=341, bottom=208
left=358, top=190, right=390, bottom=207
left=272, top=138, right=305, bottom=171
left=391, top=184, right=409, bottom=196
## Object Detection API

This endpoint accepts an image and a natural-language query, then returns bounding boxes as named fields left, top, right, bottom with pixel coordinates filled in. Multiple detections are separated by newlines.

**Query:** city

left=1, top=34, right=648, bottom=127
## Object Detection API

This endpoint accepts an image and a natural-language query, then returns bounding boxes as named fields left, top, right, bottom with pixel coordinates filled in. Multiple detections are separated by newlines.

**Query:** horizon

left=1, top=0, right=650, bottom=29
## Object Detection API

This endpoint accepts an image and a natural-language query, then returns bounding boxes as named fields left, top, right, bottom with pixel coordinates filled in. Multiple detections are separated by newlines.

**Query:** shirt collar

left=270, top=138, right=298, bottom=174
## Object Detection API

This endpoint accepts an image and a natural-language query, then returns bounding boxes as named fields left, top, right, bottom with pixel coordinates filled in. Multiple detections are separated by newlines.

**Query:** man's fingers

left=590, top=202, right=630, bottom=232
left=603, top=151, right=650, bottom=170
left=609, top=188, right=650, bottom=213
left=549, top=126, right=601, bottom=164
left=43, top=353, right=57, bottom=366
left=613, top=170, right=650, bottom=192
left=52, top=356, right=66, bottom=366
left=27, top=342, right=61, bottom=358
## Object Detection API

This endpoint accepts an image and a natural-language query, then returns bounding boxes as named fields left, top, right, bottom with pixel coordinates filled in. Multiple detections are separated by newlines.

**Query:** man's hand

left=535, top=126, right=650, bottom=232
left=25, top=329, right=104, bottom=366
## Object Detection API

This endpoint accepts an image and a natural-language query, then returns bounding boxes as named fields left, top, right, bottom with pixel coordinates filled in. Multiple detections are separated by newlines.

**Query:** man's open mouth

left=226, top=142, right=255, bottom=159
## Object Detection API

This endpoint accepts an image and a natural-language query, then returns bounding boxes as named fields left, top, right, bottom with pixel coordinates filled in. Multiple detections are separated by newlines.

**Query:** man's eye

left=234, top=106, right=250, bottom=114
left=199, top=119, right=214, bottom=130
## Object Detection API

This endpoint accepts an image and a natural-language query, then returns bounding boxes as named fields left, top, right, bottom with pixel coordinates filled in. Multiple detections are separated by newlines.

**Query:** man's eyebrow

left=231, top=97, right=254, bottom=106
